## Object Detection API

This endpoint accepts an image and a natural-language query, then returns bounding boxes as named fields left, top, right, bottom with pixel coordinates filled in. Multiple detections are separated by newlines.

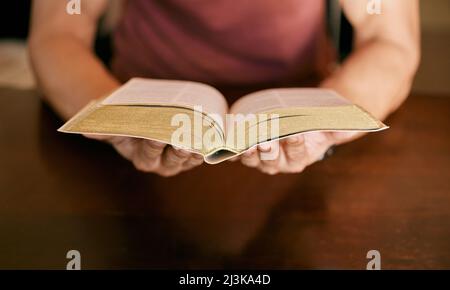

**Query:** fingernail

left=258, top=143, right=272, bottom=152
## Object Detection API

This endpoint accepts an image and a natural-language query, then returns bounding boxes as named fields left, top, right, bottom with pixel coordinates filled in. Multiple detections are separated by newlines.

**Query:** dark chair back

left=326, top=0, right=354, bottom=62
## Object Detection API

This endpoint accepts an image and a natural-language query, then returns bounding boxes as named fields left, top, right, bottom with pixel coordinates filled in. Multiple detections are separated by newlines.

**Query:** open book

left=59, top=78, right=387, bottom=164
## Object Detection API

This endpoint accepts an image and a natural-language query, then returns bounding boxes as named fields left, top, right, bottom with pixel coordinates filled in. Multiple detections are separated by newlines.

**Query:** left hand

left=239, top=131, right=358, bottom=175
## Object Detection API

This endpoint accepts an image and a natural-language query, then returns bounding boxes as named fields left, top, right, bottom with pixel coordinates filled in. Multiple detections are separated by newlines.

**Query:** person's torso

left=112, top=0, right=333, bottom=87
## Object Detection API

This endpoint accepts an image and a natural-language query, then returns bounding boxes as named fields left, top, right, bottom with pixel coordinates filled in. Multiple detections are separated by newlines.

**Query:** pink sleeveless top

left=112, top=0, right=332, bottom=87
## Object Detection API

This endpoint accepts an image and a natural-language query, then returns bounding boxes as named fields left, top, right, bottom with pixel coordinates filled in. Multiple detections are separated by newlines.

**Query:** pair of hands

left=86, top=131, right=357, bottom=176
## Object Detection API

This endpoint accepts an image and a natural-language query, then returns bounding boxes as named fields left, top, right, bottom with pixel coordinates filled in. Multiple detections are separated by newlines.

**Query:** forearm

left=321, top=39, right=419, bottom=120
left=29, top=35, right=120, bottom=120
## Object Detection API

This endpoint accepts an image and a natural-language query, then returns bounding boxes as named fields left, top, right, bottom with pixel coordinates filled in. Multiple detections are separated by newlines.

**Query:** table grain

left=0, top=88, right=449, bottom=269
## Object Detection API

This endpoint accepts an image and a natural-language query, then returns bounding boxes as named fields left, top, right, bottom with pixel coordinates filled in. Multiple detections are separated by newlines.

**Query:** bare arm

left=241, top=0, right=421, bottom=174
left=29, top=0, right=203, bottom=176
left=29, top=0, right=119, bottom=119
left=322, top=0, right=420, bottom=120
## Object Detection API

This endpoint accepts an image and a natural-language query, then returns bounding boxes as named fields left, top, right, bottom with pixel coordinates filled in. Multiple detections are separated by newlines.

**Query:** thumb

left=331, top=131, right=360, bottom=144
left=83, top=133, right=114, bottom=142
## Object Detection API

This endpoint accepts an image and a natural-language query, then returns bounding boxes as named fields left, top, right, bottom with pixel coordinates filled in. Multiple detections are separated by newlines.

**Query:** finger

left=258, top=142, right=280, bottom=174
left=303, top=132, right=335, bottom=165
left=111, top=137, right=138, bottom=160
left=83, top=133, right=112, bottom=141
left=331, top=131, right=361, bottom=144
left=182, top=154, right=204, bottom=171
left=283, top=135, right=306, bottom=164
left=139, top=140, right=166, bottom=161
left=228, top=156, right=240, bottom=162
left=132, top=140, right=166, bottom=171
left=240, top=147, right=260, bottom=168
left=161, top=146, right=191, bottom=169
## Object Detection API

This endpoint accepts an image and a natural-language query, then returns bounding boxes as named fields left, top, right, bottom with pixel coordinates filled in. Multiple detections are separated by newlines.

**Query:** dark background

left=0, top=1, right=449, bottom=95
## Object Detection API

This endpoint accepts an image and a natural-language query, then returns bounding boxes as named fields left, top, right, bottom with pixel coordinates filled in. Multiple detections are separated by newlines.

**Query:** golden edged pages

left=59, top=78, right=387, bottom=164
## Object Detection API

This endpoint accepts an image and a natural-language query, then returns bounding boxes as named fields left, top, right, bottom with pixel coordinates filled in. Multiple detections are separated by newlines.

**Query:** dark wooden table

left=0, top=88, right=449, bottom=269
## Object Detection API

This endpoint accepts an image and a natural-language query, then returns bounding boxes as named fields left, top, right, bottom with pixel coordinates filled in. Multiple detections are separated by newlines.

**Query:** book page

left=225, top=88, right=386, bottom=153
left=102, top=78, right=229, bottom=117
left=227, top=88, right=355, bottom=146
left=230, top=88, right=352, bottom=114
left=58, top=102, right=225, bottom=156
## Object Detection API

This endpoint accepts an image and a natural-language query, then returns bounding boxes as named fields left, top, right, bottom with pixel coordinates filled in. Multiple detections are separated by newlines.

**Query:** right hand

left=84, top=135, right=204, bottom=177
